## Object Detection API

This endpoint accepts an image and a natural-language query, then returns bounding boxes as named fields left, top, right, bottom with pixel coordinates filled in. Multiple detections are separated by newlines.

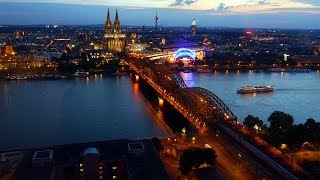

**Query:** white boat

left=71, top=72, right=90, bottom=77
left=5, top=74, right=27, bottom=80
left=237, top=86, right=273, bottom=94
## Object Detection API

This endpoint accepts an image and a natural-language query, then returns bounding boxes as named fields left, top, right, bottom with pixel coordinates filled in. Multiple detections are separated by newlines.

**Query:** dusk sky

left=0, top=0, right=319, bottom=28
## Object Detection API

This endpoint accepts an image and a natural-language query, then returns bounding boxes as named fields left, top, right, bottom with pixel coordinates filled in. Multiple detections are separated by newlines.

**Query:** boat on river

left=71, top=71, right=90, bottom=77
left=237, top=85, right=273, bottom=94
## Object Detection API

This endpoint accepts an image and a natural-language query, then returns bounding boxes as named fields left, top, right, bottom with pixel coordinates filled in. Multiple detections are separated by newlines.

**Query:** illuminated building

left=128, top=43, right=148, bottom=52
left=175, top=48, right=196, bottom=61
left=81, top=148, right=102, bottom=180
left=4, top=42, right=15, bottom=56
left=284, top=54, right=289, bottom=61
left=131, top=33, right=137, bottom=43
left=160, top=44, right=205, bottom=63
left=203, top=36, right=212, bottom=51
left=161, top=37, right=166, bottom=45
left=15, top=30, right=24, bottom=38
left=103, top=8, right=126, bottom=53
left=190, top=18, right=196, bottom=36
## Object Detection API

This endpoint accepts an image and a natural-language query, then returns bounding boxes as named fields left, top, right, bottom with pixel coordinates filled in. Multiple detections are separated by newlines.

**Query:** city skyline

left=0, top=1, right=319, bottom=29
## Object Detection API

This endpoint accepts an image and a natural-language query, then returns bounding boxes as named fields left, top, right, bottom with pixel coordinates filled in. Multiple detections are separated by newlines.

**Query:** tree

left=304, top=118, right=320, bottom=147
left=267, top=111, right=294, bottom=146
left=179, top=148, right=217, bottom=175
left=286, top=124, right=306, bottom=149
left=243, top=115, right=264, bottom=130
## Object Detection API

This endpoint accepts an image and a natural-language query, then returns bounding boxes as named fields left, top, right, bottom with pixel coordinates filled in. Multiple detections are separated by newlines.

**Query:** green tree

left=304, top=118, right=320, bottom=147
left=243, top=115, right=264, bottom=130
left=267, top=111, right=294, bottom=146
left=286, top=124, right=306, bottom=149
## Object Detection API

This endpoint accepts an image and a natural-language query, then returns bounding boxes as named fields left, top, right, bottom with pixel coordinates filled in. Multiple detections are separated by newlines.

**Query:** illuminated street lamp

left=181, top=127, right=187, bottom=139
left=254, top=124, right=259, bottom=133
left=135, top=75, right=139, bottom=81
left=182, top=127, right=186, bottom=134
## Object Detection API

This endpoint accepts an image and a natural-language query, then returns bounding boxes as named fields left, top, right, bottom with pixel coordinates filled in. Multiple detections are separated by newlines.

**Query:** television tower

left=191, top=18, right=196, bottom=36
left=154, top=11, right=159, bottom=31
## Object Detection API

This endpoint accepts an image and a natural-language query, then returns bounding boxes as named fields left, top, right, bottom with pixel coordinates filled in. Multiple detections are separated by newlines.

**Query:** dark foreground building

left=4, top=139, right=167, bottom=180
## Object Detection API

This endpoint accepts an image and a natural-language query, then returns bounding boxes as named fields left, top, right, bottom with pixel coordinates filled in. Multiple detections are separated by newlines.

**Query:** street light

left=254, top=124, right=259, bottom=133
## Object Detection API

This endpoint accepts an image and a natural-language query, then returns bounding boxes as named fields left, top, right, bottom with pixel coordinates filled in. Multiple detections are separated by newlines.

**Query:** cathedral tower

left=103, top=8, right=126, bottom=53
left=113, top=9, right=121, bottom=34
left=104, top=8, right=112, bottom=34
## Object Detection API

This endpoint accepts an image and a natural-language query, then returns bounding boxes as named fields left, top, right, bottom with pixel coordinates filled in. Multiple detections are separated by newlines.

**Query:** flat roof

left=33, top=150, right=53, bottom=160
left=83, top=148, right=99, bottom=156
left=128, top=142, right=144, bottom=152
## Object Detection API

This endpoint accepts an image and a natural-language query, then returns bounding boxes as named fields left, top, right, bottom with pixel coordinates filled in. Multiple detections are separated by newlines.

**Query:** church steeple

left=114, top=8, right=121, bottom=34
left=105, top=8, right=112, bottom=34
left=115, top=8, right=119, bottom=22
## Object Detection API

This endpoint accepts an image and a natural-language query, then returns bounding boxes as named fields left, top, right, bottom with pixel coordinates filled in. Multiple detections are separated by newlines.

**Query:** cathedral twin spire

left=105, top=8, right=121, bottom=34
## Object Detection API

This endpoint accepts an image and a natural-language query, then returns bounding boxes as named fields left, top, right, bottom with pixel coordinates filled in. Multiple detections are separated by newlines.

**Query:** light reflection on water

left=181, top=71, right=320, bottom=124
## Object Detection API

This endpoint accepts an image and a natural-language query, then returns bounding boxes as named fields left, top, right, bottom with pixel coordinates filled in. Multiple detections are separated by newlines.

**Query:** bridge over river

left=126, top=56, right=305, bottom=179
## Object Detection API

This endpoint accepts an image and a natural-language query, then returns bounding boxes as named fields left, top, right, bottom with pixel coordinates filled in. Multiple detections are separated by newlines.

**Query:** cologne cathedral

left=103, top=9, right=126, bottom=53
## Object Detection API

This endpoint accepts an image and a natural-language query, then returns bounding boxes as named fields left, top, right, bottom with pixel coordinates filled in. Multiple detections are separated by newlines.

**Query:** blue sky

left=0, top=0, right=319, bottom=28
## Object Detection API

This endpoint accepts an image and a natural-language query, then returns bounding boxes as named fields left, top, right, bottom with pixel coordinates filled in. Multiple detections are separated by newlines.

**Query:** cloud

left=210, top=3, right=232, bottom=12
left=258, top=0, right=269, bottom=5
left=170, top=0, right=198, bottom=6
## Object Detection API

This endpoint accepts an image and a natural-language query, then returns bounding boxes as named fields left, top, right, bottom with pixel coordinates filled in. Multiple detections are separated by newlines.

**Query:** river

left=1, top=71, right=319, bottom=150
left=181, top=70, right=320, bottom=124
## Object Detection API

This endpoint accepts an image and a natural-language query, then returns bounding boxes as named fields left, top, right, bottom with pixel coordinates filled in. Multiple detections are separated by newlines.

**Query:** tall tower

left=105, top=8, right=112, bottom=34
left=114, top=9, right=121, bottom=34
left=154, top=11, right=159, bottom=31
left=103, top=8, right=126, bottom=53
left=191, top=18, right=196, bottom=36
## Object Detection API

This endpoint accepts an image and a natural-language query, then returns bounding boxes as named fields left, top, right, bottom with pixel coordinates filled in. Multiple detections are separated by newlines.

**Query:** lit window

left=80, top=163, right=83, bottom=168
left=99, top=166, right=103, bottom=170
left=113, top=176, right=117, bottom=179
left=99, top=175, right=103, bottom=179
left=80, top=168, right=83, bottom=172
left=112, top=166, right=117, bottom=170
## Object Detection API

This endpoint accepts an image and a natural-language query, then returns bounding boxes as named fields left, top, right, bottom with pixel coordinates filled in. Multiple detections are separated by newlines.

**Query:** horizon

left=1, top=24, right=320, bottom=31
left=0, top=1, right=320, bottom=29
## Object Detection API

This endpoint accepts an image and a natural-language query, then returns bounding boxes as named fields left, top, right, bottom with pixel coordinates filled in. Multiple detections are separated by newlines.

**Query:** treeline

left=243, top=111, right=320, bottom=150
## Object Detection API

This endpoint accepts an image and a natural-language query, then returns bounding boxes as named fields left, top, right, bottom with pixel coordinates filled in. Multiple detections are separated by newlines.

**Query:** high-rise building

left=191, top=18, right=196, bottom=36
left=103, top=8, right=126, bottom=53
